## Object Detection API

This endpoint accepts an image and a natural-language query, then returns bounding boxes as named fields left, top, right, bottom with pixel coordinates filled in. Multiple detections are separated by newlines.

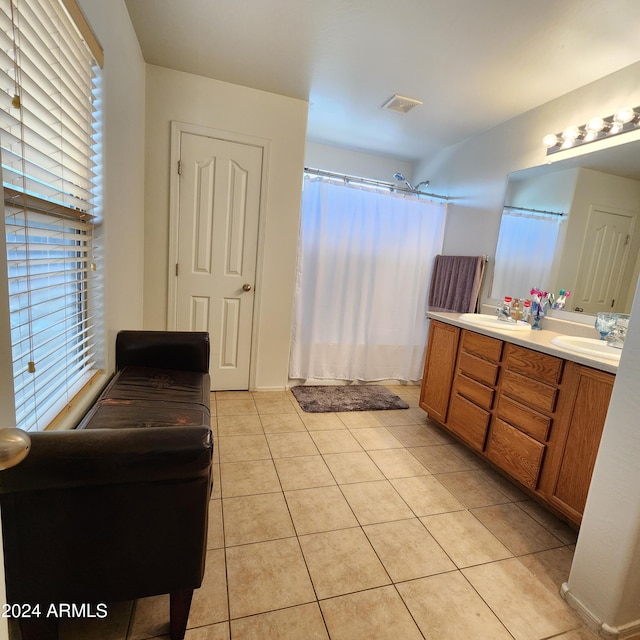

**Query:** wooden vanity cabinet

left=485, top=344, right=563, bottom=490
left=447, top=330, right=502, bottom=451
left=419, top=320, right=460, bottom=423
left=419, top=320, right=615, bottom=527
left=538, top=361, right=614, bottom=525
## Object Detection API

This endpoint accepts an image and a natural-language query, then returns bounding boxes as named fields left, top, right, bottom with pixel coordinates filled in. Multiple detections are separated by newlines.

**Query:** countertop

left=427, top=311, right=619, bottom=374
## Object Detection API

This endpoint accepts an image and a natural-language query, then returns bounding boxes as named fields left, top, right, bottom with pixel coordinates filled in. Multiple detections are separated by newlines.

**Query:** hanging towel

left=428, top=255, right=486, bottom=313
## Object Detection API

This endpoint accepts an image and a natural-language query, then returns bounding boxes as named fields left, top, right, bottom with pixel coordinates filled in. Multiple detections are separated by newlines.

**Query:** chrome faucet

left=606, top=316, right=628, bottom=349
left=495, top=307, right=516, bottom=323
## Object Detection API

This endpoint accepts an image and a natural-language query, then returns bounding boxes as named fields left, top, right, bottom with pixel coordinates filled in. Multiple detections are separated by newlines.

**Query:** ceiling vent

left=382, top=94, right=423, bottom=114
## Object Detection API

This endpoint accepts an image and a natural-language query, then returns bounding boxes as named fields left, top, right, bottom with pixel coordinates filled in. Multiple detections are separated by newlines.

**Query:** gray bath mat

left=291, top=385, right=410, bottom=413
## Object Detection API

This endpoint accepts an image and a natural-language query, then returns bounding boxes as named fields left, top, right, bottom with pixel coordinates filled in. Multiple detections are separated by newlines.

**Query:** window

left=0, top=0, right=102, bottom=431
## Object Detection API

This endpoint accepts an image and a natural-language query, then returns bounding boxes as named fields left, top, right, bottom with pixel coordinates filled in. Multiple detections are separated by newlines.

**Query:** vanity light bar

left=543, top=106, right=640, bottom=155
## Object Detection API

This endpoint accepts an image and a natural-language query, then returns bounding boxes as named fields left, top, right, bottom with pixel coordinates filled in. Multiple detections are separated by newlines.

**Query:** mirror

left=491, top=139, right=640, bottom=315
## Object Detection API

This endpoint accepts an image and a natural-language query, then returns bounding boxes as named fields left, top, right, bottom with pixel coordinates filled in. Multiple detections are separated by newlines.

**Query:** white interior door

left=174, top=132, right=263, bottom=389
left=572, top=206, right=635, bottom=314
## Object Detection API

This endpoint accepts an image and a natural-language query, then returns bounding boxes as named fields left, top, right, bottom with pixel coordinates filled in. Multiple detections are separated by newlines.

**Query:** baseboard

left=561, top=582, right=640, bottom=639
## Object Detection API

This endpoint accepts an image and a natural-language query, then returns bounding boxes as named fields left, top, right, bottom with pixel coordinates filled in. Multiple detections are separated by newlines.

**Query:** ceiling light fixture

left=543, top=106, right=640, bottom=155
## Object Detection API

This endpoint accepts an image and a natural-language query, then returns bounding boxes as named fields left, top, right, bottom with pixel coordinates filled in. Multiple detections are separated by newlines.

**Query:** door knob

left=242, top=283, right=252, bottom=292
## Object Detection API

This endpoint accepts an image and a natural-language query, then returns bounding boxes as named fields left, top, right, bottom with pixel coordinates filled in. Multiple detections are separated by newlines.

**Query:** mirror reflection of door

left=571, top=206, right=636, bottom=314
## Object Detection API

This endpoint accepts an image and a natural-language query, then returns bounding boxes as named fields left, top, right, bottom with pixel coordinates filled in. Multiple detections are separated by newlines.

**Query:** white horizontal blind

left=1, top=0, right=100, bottom=431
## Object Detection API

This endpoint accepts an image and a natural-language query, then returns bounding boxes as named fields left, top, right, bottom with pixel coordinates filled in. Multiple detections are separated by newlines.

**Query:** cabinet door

left=540, top=362, right=614, bottom=526
left=419, top=321, right=460, bottom=423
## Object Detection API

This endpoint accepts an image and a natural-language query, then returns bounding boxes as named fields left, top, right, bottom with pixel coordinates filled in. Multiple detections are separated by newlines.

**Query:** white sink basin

left=550, top=335, right=622, bottom=361
left=459, top=313, right=532, bottom=331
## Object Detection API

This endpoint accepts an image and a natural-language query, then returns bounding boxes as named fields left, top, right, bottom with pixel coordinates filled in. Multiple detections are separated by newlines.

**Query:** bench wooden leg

left=170, top=589, right=193, bottom=640
left=19, top=617, right=58, bottom=640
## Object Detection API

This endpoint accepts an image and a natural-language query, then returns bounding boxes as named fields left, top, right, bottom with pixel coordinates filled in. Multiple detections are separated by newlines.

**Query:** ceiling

left=124, top=0, right=640, bottom=164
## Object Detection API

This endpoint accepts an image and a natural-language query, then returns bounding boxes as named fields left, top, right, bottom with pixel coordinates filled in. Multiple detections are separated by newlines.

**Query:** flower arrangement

left=529, top=288, right=551, bottom=330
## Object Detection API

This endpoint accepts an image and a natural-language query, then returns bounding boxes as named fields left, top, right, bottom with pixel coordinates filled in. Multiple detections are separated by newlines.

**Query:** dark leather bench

left=0, top=330, right=213, bottom=640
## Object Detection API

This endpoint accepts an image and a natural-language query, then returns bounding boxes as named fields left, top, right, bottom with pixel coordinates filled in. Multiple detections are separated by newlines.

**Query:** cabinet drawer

left=458, top=352, right=499, bottom=386
left=503, top=344, right=563, bottom=385
left=454, top=374, right=494, bottom=410
left=448, top=392, right=490, bottom=452
left=496, top=395, right=552, bottom=442
left=501, top=369, right=557, bottom=413
left=486, top=418, right=546, bottom=490
left=461, top=330, right=503, bottom=363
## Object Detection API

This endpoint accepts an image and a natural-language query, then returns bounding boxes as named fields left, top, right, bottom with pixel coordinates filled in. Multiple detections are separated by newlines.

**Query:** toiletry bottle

left=522, top=300, right=531, bottom=322
left=503, top=297, right=512, bottom=316
left=511, top=298, right=521, bottom=321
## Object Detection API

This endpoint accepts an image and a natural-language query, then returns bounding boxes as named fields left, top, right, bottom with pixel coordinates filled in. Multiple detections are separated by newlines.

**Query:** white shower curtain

left=289, top=176, right=446, bottom=382
left=492, top=208, right=564, bottom=300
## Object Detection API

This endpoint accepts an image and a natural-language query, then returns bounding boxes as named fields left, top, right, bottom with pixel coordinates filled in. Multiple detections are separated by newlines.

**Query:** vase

left=531, top=302, right=544, bottom=330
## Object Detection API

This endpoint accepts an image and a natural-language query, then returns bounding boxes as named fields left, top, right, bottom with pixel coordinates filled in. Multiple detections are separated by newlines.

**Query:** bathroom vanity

left=420, top=313, right=617, bottom=528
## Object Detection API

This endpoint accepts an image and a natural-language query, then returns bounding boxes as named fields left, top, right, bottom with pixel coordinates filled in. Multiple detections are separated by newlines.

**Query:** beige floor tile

left=254, top=397, right=297, bottom=414
left=259, top=412, right=306, bottom=433
left=364, top=518, right=456, bottom=581
left=323, top=451, right=385, bottom=483
left=472, top=502, right=565, bottom=555
left=185, top=622, right=230, bottom=640
left=397, top=571, right=514, bottom=640
left=266, top=431, right=319, bottom=458
left=310, top=429, right=363, bottom=453
left=349, top=426, right=403, bottom=450
left=475, top=465, right=529, bottom=502
left=274, top=455, right=336, bottom=491
left=126, top=596, right=170, bottom=640
left=207, top=498, right=224, bottom=549
left=299, top=527, right=391, bottom=599
left=59, top=601, right=132, bottom=640
left=217, top=434, right=271, bottom=462
left=436, top=470, right=513, bottom=508
left=335, top=410, right=383, bottom=427
left=517, top=499, right=578, bottom=545
left=251, top=390, right=291, bottom=400
left=446, top=441, right=489, bottom=469
left=550, top=629, right=601, bottom=640
left=216, top=391, right=253, bottom=401
left=462, top=557, right=581, bottom=640
left=217, top=414, right=263, bottom=436
left=340, top=480, right=414, bottom=525
left=367, top=448, right=429, bottom=479
left=409, top=443, right=474, bottom=473
left=421, top=510, right=512, bottom=568
left=405, top=407, right=430, bottom=423
left=223, top=492, right=295, bottom=546
left=220, top=459, right=281, bottom=497
left=320, top=585, right=423, bottom=640
left=210, top=463, right=221, bottom=499
left=372, top=409, right=417, bottom=426
left=519, top=546, right=574, bottom=596
left=386, top=424, right=444, bottom=447
left=230, top=603, right=329, bottom=640
left=285, top=485, right=359, bottom=535
left=216, top=398, right=257, bottom=416
left=390, top=475, right=464, bottom=516
left=226, top=538, right=316, bottom=619
left=188, top=549, right=229, bottom=627
left=300, top=412, right=346, bottom=430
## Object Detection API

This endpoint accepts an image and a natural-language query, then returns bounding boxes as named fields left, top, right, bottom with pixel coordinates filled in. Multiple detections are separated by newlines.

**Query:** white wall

left=80, top=0, right=147, bottom=373
left=419, top=60, right=640, bottom=634
left=305, top=141, right=414, bottom=184
left=143, top=65, right=309, bottom=390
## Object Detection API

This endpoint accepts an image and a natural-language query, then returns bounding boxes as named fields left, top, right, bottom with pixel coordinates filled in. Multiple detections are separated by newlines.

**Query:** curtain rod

left=503, top=204, right=565, bottom=217
left=304, top=167, right=449, bottom=201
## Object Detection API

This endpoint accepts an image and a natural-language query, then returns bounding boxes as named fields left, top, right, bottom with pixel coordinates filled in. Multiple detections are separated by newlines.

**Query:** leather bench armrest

left=116, top=330, right=210, bottom=373
left=0, top=427, right=213, bottom=494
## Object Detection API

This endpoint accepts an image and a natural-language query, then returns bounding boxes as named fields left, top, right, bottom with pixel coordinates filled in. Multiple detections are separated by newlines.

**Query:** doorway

left=168, top=125, right=264, bottom=390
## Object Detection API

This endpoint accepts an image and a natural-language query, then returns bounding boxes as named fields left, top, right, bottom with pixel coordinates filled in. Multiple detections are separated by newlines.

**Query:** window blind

left=1, top=0, right=101, bottom=431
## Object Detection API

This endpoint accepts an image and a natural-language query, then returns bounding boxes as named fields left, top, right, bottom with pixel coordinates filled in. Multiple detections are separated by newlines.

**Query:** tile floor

left=53, top=386, right=604, bottom=640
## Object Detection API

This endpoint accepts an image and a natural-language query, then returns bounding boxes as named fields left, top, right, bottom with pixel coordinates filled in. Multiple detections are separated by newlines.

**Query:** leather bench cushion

left=100, top=366, right=210, bottom=408
left=78, top=399, right=210, bottom=431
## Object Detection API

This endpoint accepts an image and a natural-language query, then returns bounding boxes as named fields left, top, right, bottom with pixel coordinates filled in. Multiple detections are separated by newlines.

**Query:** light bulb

left=614, top=106, right=636, bottom=125
left=562, top=125, right=581, bottom=141
left=586, top=116, right=606, bottom=133
left=542, top=133, right=560, bottom=148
